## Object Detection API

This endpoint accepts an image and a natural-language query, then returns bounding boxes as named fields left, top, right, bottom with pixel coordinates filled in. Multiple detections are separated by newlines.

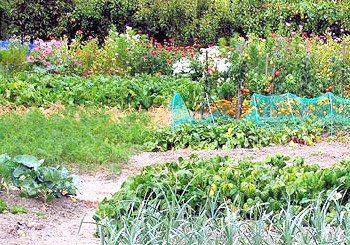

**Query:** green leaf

left=286, top=185, right=295, bottom=196
left=13, top=155, right=44, bottom=168
left=41, top=167, right=62, bottom=182
left=0, top=154, right=11, bottom=164
left=12, top=165, right=29, bottom=178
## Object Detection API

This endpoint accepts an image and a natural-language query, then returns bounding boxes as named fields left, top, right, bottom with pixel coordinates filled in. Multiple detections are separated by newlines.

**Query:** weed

left=0, top=198, right=6, bottom=213
left=35, top=211, right=46, bottom=219
left=10, top=206, right=27, bottom=214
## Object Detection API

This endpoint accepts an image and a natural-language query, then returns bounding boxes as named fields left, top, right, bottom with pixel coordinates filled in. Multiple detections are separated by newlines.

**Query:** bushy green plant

left=10, top=154, right=81, bottom=203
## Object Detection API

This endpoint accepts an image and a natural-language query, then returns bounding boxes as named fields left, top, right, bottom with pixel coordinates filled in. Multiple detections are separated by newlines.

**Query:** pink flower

left=34, top=39, right=44, bottom=45
left=27, top=56, right=33, bottom=63
left=45, top=47, right=52, bottom=54
left=77, top=30, right=83, bottom=34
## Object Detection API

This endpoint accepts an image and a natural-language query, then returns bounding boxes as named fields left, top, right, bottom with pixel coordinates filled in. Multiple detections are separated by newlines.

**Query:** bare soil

left=1, top=141, right=350, bottom=245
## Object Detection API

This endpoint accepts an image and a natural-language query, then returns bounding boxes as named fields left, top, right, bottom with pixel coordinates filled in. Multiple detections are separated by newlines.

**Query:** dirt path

left=1, top=142, right=350, bottom=245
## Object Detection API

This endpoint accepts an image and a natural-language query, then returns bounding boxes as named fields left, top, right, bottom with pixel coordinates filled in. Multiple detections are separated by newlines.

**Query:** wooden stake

left=265, top=53, right=269, bottom=79
left=341, top=41, right=346, bottom=96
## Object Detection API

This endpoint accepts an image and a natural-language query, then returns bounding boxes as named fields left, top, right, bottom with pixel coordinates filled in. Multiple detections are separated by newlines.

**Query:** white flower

left=216, top=58, right=231, bottom=73
left=172, top=57, right=192, bottom=74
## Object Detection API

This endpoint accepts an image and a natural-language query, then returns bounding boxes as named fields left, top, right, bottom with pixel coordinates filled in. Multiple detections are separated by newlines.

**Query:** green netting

left=171, top=92, right=350, bottom=130
left=244, top=92, right=350, bottom=130
left=171, top=93, right=195, bottom=129
left=170, top=92, right=231, bottom=129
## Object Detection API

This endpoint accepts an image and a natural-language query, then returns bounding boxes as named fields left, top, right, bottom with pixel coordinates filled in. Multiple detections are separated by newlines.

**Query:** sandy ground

left=1, top=141, right=350, bottom=245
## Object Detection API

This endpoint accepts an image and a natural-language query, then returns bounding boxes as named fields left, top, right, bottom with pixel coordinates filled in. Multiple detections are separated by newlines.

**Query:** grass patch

left=0, top=107, right=152, bottom=170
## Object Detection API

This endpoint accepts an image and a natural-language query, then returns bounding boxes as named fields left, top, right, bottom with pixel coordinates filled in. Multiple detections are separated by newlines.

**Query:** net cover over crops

left=171, top=92, right=350, bottom=131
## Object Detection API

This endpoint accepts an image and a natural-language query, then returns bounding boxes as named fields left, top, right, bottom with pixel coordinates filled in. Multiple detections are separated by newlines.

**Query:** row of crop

left=1, top=28, right=349, bottom=99
left=96, top=189, right=350, bottom=244
left=145, top=120, right=323, bottom=151
left=95, top=154, right=350, bottom=223
left=0, top=73, right=203, bottom=109
left=1, top=0, right=349, bottom=45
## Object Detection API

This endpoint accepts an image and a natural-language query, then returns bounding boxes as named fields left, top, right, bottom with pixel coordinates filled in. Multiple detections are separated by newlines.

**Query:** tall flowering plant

left=27, top=28, right=185, bottom=77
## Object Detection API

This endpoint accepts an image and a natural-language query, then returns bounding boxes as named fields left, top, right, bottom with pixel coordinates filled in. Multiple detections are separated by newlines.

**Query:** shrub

left=0, top=0, right=11, bottom=39
left=6, top=0, right=75, bottom=40
left=3, top=0, right=349, bottom=44
left=71, top=0, right=138, bottom=42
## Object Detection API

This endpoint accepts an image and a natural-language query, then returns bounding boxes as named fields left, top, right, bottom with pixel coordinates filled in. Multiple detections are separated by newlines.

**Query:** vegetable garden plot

left=171, top=92, right=350, bottom=132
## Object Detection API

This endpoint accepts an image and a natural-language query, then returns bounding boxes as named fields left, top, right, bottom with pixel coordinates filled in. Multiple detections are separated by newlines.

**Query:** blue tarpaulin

left=0, top=41, right=35, bottom=55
